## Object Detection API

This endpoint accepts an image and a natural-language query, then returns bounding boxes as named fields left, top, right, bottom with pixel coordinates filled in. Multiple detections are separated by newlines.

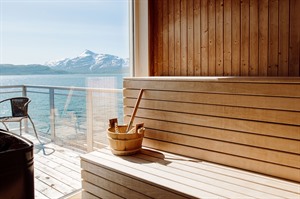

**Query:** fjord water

left=0, top=74, right=126, bottom=88
left=0, top=73, right=128, bottom=135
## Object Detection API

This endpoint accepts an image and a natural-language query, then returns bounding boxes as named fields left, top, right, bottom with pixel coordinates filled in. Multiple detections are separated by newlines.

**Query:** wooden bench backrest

left=123, top=77, right=300, bottom=182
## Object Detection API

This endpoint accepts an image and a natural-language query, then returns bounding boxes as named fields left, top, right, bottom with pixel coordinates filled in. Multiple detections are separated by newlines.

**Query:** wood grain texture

left=208, top=0, right=216, bottom=75
left=187, top=0, right=194, bottom=76
left=162, top=0, right=169, bottom=76
left=231, top=0, right=241, bottom=75
left=201, top=0, right=209, bottom=75
left=168, top=0, right=175, bottom=76
left=289, top=0, right=300, bottom=76
left=215, top=0, right=224, bottom=76
left=149, top=0, right=300, bottom=76
left=241, top=0, right=250, bottom=76
left=174, top=0, right=181, bottom=76
left=224, top=0, right=232, bottom=76
left=268, top=0, right=279, bottom=76
left=81, top=149, right=300, bottom=198
left=194, top=0, right=201, bottom=76
left=181, top=0, right=188, bottom=76
left=279, top=0, right=289, bottom=76
left=249, top=0, right=258, bottom=75
left=123, top=77, right=300, bottom=182
left=258, top=0, right=269, bottom=76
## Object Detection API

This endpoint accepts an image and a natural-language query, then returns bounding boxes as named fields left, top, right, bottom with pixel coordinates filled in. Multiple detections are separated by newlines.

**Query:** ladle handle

left=126, top=89, right=144, bottom=132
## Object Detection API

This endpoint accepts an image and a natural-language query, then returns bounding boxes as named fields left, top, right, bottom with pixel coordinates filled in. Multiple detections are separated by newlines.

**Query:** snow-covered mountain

left=45, top=50, right=129, bottom=73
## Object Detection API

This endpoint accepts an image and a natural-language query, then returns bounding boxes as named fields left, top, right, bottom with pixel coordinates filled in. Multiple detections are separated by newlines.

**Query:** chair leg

left=28, top=116, right=55, bottom=156
left=1, top=122, right=9, bottom=131
left=20, top=121, right=22, bottom=136
left=27, top=116, right=43, bottom=145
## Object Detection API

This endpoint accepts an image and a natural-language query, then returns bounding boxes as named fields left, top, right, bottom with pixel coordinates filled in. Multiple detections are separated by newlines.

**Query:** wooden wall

left=149, top=0, right=300, bottom=76
left=123, top=77, right=300, bottom=182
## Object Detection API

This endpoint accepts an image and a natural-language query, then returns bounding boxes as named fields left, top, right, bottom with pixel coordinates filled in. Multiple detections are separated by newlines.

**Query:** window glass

left=0, top=0, right=130, bottom=150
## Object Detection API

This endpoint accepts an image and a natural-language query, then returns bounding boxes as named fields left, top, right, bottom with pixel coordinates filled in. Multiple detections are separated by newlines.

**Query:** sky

left=0, top=0, right=129, bottom=65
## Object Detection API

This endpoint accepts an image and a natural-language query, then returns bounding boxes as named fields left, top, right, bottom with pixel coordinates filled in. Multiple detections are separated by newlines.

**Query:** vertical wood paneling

left=268, top=0, right=279, bottom=76
left=150, top=0, right=157, bottom=76
left=201, top=0, right=209, bottom=75
left=241, top=0, right=250, bottom=76
left=289, top=0, right=300, bottom=76
left=216, top=0, right=224, bottom=76
left=187, top=0, right=194, bottom=76
left=231, top=0, right=241, bottom=75
left=208, top=0, right=216, bottom=75
left=168, top=0, right=175, bottom=76
left=162, top=0, right=169, bottom=76
left=249, top=0, right=259, bottom=75
left=181, top=0, right=188, bottom=75
left=194, top=0, right=201, bottom=76
left=149, top=0, right=300, bottom=77
left=278, top=0, right=289, bottom=76
left=174, top=0, right=181, bottom=76
left=258, top=0, right=269, bottom=76
left=224, top=0, right=232, bottom=76
left=156, top=0, right=163, bottom=76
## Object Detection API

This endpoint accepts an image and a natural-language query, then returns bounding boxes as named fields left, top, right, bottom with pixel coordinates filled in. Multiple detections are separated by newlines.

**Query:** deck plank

left=34, top=154, right=81, bottom=189
left=21, top=133, right=83, bottom=199
left=34, top=177, right=64, bottom=199
left=35, top=168, right=76, bottom=195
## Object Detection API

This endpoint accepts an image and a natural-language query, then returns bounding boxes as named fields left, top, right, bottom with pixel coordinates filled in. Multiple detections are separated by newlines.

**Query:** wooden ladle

left=126, top=89, right=144, bottom=133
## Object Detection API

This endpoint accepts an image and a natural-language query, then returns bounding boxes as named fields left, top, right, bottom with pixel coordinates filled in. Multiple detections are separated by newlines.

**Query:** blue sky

left=0, top=0, right=129, bottom=65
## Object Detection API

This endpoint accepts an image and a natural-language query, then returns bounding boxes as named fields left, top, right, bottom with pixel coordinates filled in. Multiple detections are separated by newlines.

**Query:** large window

left=1, top=0, right=130, bottom=83
left=0, top=0, right=131, bottom=150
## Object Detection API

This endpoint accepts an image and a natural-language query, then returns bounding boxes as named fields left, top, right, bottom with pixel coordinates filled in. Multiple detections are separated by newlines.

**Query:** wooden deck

left=22, top=133, right=84, bottom=199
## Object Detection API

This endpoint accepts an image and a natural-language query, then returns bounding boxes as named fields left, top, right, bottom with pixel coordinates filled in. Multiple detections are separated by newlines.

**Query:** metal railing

left=0, top=85, right=123, bottom=152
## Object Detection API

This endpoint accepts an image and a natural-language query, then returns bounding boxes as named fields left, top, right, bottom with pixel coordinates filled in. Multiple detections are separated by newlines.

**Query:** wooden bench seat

left=81, top=77, right=300, bottom=198
left=81, top=148, right=300, bottom=199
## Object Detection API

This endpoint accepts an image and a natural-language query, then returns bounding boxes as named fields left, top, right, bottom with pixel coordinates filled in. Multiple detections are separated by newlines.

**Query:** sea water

left=0, top=73, right=127, bottom=88
left=0, top=73, right=128, bottom=135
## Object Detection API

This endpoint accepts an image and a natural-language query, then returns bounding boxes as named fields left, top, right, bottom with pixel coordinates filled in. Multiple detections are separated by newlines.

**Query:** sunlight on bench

left=81, top=77, right=300, bottom=198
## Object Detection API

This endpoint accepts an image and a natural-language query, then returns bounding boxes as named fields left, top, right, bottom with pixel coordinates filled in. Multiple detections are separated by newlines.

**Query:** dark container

left=0, top=129, right=34, bottom=199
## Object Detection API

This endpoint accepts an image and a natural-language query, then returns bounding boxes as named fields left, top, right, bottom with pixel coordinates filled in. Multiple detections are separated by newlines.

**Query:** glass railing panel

left=0, top=85, right=125, bottom=152
left=89, top=89, right=123, bottom=148
left=26, top=87, right=51, bottom=138
left=53, top=89, right=87, bottom=150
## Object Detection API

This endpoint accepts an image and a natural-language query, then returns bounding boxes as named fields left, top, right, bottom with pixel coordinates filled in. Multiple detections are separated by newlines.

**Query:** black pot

left=0, top=129, right=34, bottom=199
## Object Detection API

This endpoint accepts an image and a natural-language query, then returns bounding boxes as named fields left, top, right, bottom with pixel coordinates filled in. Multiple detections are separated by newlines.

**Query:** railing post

left=86, top=89, right=93, bottom=152
left=22, top=86, right=29, bottom=133
left=22, top=85, right=27, bottom=97
left=49, top=88, right=56, bottom=141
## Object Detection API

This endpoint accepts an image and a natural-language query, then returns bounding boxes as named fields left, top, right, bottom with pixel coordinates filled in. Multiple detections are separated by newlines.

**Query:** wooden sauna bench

left=81, top=77, right=300, bottom=198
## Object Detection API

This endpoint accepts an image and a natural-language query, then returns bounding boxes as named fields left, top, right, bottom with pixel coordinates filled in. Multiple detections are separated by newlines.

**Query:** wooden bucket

left=107, top=124, right=145, bottom=156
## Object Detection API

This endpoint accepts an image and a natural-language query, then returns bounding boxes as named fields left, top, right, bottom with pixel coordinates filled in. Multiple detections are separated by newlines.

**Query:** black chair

left=0, top=97, right=46, bottom=153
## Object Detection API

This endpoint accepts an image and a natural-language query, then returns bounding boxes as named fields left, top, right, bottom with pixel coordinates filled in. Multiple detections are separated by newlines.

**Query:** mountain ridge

left=0, top=50, right=129, bottom=75
left=45, top=50, right=129, bottom=73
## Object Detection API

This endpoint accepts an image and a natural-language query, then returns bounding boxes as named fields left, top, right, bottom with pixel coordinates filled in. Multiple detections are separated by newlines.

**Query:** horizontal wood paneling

left=81, top=154, right=196, bottom=199
left=123, top=118, right=300, bottom=154
left=82, top=171, right=151, bottom=199
left=123, top=89, right=300, bottom=111
left=123, top=79, right=300, bottom=97
left=149, top=0, right=300, bottom=76
left=123, top=77, right=300, bottom=182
